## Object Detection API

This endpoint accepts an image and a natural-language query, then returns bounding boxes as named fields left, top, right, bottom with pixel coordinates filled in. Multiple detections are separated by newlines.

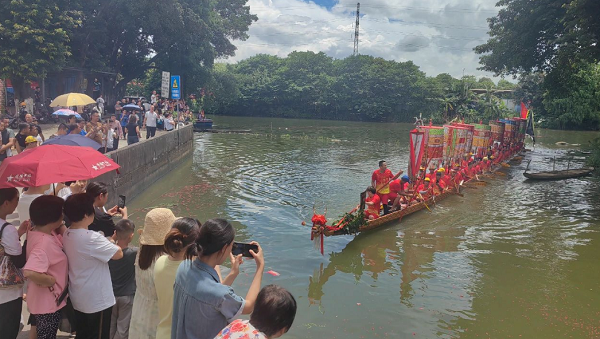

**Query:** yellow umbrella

left=50, top=93, right=96, bottom=107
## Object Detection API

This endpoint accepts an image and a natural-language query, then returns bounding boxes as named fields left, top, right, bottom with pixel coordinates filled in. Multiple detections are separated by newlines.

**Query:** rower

left=364, top=186, right=381, bottom=220
left=371, top=160, right=402, bottom=214
left=438, top=167, right=451, bottom=187
left=425, top=166, right=437, bottom=185
left=389, top=174, right=412, bottom=211
left=416, top=177, right=432, bottom=200
left=434, top=170, right=447, bottom=194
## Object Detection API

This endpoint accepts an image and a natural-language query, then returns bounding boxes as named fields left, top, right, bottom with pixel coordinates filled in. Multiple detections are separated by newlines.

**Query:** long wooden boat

left=523, top=167, right=594, bottom=180
left=323, top=188, right=458, bottom=236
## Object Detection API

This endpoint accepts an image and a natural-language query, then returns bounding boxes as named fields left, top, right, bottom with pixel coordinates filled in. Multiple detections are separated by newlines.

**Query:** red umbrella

left=0, top=145, right=120, bottom=188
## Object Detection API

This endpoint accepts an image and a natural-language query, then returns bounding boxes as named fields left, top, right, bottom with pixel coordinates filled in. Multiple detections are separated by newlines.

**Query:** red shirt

left=454, top=172, right=463, bottom=185
left=425, top=172, right=437, bottom=185
left=389, top=179, right=402, bottom=193
left=441, top=174, right=451, bottom=186
left=372, top=169, right=394, bottom=194
left=366, top=194, right=381, bottom=212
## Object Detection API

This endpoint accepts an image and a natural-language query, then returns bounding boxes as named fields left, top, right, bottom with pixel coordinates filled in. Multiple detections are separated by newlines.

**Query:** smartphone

left=232, top=242, right=258, bottom=258
left=118, top=195, right=126, bottom=209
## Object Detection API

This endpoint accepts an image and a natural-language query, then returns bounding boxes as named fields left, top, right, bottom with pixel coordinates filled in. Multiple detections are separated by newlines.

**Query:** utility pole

left=353, top=3, right=360, bottom=56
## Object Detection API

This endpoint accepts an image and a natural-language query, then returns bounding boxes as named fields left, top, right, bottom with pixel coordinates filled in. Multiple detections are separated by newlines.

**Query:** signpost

left=170, top=75, right=181, bottom=100
left=161, top=71, right=170, bottom=98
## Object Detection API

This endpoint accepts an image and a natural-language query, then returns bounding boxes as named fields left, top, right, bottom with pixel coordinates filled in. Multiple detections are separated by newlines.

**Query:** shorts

left=376, top=193, right=390, bottom=206
left=364, top=210, right=380, bottom=219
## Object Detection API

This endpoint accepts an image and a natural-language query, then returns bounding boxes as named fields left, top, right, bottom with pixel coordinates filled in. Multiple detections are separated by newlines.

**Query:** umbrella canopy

left=52, top=109, right=83, bottom=119
left=122, top=104, right=141, bottom=111
left=0, top=145, right=120, bottom=188
left=50, top=93, right=96, bottom=107
left=42, top=134, right=102, bottom=150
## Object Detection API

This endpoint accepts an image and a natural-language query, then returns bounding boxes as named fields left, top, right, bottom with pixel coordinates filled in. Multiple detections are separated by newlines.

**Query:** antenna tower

left=353, top=3, right=360, bottom=56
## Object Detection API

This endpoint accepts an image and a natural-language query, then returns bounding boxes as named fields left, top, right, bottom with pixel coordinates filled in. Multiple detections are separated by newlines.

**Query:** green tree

left=0, top=0, right=80, bottom=99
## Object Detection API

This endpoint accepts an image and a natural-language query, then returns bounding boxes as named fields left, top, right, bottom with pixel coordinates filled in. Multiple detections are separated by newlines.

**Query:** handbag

left=0, top=222, right=25, bottom=289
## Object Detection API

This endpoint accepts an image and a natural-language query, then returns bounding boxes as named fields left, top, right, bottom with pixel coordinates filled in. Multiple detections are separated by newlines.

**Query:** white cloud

left=223, top=0, right=503, bottom=80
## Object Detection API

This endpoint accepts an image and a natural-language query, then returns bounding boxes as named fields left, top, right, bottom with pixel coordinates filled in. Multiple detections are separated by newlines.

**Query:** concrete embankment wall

left=96, top=125, right=194, bottom=207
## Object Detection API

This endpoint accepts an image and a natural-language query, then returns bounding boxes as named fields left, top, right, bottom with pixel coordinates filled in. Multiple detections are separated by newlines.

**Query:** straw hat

left=139, top=208, right=178, bottom=245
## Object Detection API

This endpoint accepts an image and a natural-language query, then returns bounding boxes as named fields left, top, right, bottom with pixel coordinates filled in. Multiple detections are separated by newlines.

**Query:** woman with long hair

left=154, top=218, right=200, bottom=339
left=171, top=219, right=264, bottom=339
left=129, top=208, right=177, bottom=339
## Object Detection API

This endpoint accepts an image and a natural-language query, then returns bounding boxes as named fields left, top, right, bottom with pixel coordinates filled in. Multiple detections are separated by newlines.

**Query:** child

left=214, top=285, right=297, bottom=339
left=62, top=193, right=123, bottom=339
left=109, top=219, right=138, bottom=339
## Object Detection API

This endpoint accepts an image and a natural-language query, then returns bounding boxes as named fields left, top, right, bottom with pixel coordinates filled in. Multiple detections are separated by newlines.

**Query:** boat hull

left=523, top=168, right=594, bottom=180
left=193, top=119, right=213, bottom=131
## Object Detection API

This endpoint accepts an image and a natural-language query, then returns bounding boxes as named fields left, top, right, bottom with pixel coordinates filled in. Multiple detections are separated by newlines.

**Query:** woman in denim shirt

left=171, top=219, right=264, bottom=339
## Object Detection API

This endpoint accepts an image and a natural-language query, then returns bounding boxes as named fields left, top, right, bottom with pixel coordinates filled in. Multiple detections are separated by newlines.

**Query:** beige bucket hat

left=139, top=208, right=177, bottom=245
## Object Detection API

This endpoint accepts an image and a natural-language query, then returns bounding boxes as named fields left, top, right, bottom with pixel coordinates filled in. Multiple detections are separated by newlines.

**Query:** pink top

left=24, top=230, right=68, bottom=314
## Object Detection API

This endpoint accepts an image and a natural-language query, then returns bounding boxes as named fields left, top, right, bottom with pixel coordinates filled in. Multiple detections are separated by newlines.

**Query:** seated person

left=363, top=186, right=381, bottom=220
left=389, top=175, right=412, bottom=211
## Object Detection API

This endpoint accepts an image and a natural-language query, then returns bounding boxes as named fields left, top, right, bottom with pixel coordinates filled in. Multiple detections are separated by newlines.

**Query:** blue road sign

left=171, top=75, right=181, bottom=99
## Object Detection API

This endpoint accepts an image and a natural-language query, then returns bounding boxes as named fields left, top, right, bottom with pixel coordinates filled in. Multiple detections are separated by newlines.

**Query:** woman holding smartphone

left=171, top=219, right=264, bottom=339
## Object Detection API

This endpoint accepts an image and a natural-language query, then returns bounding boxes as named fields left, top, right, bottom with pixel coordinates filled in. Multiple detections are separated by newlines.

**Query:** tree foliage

left=0, top=0, right=80, bottom=97
left=203, top=52, right=515, bottom=123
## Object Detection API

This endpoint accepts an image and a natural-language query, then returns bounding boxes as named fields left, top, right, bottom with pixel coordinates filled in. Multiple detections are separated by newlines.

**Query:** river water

left=128, top=116, right=600, bottom=339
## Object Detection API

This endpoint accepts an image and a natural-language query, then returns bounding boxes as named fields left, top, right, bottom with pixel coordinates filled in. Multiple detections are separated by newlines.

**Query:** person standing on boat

left=364, top=187, right=381, bottom=220
left=371, top=160, right=402, bottom=215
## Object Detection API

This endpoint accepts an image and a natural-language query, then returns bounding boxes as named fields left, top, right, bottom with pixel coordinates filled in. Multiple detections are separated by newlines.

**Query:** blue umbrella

left=42, top=134, right=101, bottom=150
left=122, top=104, right=141, bottom=111
left=52, top=109, right=83, bottom=119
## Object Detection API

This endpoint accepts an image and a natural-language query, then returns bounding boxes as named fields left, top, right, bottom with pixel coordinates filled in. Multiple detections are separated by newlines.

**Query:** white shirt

left=106, top=128, right=114, bottom=148
left=62, top=228, right=119, bottom=313
left=57, top=187, right=72, bottom=200
left=145, top=111, right=158, bottom=127
left=96, top=97, right=105, bottom=113
left=0, top=219, right=23, bottom=304
left=151, top=94, right=157, bottom=104
left=164, top=117, right=174, bottom=131
left=17, top=193, right=43, bottom=224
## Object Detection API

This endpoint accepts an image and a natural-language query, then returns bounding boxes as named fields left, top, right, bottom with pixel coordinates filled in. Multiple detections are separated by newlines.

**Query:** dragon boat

left=309, top=115, right=535, bottom=254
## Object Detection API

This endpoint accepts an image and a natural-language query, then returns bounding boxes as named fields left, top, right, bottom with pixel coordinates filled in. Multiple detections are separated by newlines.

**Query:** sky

left=224, top=0, right=505, bottom=81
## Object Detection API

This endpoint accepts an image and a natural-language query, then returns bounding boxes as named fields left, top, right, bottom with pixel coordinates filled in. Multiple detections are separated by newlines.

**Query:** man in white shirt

left=143, top=105, right=158, bottom=139
left=151, top=90, right=157, bottom=104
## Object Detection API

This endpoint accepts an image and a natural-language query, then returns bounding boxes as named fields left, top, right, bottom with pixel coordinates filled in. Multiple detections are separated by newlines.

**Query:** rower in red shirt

left=438, top=168, right=451, bottom=187
left=364, top=186, right=381, bottom=220
left=416, top=177, right=432, bottom=200
left=389, top=175, right=412, bottom=211
left=425, top=167, right=437, bottom=185
left=371, top=160, right=402, bottom=214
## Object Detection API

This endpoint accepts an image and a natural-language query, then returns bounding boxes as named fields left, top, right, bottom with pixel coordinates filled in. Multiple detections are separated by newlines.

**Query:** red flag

left=520, top=102, right=528, bottom=119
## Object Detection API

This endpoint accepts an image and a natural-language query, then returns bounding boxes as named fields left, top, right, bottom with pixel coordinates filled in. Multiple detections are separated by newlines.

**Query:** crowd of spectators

left=0, top=181, right=296, bottom=339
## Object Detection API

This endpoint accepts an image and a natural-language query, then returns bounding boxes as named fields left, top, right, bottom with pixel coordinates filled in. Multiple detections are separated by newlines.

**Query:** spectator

left=129, top=208, right=177, bottom=339
left=102, top=121, right=115, bottom=153
left=163, top=113, right=175, bottom=132
left=126, top=115, right=140, bottom=145
left=0, top=188, right=29, bottom=339
left=23, top=196, right=68, bottom=339
left=86, top=182, right=128, bottom=237
left=25, top=135, right=38, bottom=150
left=171, top=219, right=264, bottom=339
left=68, top=115, right=78, bottom=126
left=1, top=115, right=16, bottom=157
left=15, top=122, right=30, bottom=153
left=93, top=78, right=101, bottom=100
left=97, top=95, right=105, bottom=114
left=17, top=184, right=50, bottom=224
left=109, top=220, right=138, bottom=339
left=57, top=180, right=87, bottom=200
left=86, top=112, right=105, bottom=146
left=214, top=285, right=297, bottom=339
left=62, top=193, right=123, bottom=339
left=31, top=125, right=43, bottom=145
left=154, top=218, right=200, bottom=339
left=49, top=123, right=68, bottom=139
left=115, top=101, right=123, bottom=117
left=151, top=91, right=157, bottom=105
left=143, top=105, right=158, bottom=139
left=0, top=121, right=14, bottom=163
left=25, top=114, right=45, bottom=142
left=109, top=114, right=123, bottom=141
left=120, top=111, right=129, bottom=139
left=78, top=120, right=87, bottom=136
left=68, top=123, right=82, bottom=136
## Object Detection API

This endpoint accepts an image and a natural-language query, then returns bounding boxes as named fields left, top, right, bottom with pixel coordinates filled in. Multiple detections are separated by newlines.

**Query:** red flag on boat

left=520, top=102, right=528, bottom=119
